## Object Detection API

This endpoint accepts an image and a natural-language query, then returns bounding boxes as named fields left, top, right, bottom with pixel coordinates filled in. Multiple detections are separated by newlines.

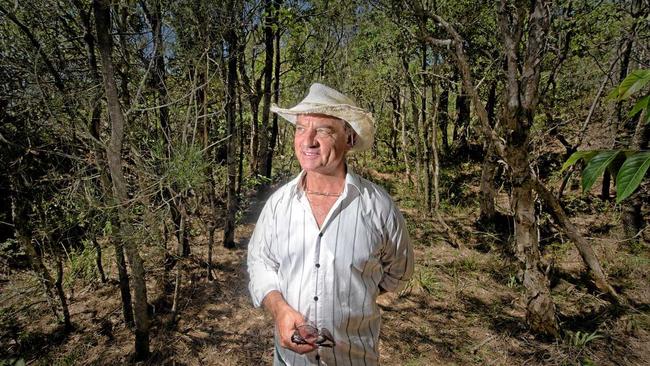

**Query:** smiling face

left=293, top=114, right=352, bottom=177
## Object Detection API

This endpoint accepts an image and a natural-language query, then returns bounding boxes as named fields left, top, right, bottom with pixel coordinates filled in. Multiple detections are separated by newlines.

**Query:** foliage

left=564, top=330, right=603, bottom=350
left=608, top=69, right=650, bottom=124
left=563, top=68, right=650, bottom=203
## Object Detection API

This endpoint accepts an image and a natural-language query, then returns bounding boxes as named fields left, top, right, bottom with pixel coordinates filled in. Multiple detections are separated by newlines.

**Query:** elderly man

left=247, top=83, right=414, bottom=365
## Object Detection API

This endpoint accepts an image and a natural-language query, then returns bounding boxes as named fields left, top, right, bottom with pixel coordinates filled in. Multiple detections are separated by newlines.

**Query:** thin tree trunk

left=94, top=0, right=150, bottom=358
left=54, top=256, right=73, bottom=331
left=533, top=179, right=622, bottom=302
left=438, top=85, right=449, bottom=154
left=265, top=0, right=282, bottom=179
left=399, top=90, right=413, bottom=186
left=113, top=218, right=134, bottom=326
left=223, top=1, right=239, bottom=249
left=431, top=84, right=441, bottom=210
left=421, top=44, right=433, bottom=211
left=12, top=199, right=59, bottom=321
left=479, top=82, right=498, bottom=224
left=403, top=56, right=423, bottom=194
left=259, top=0, right=275, bottom=181
left=389, top=94, right=400, bottom=163
left=479, top=145, right=498, bottom=224
left=93, top=239, right=107, bottom=283
left=453, top=91, right=470, bottom=154
left=622, top=107, right=649, bottom=243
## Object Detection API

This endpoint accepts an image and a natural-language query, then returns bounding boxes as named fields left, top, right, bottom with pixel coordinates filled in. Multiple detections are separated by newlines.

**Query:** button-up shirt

left=247, top=169, right=414, bottom=365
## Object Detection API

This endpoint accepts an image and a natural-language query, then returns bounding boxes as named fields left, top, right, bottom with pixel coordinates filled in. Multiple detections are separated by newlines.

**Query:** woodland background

left=1, top=0, right=649, bottom=365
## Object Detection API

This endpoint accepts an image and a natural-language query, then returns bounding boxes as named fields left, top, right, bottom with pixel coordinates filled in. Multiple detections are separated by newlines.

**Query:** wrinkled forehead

left=296, top=113, right=346, bottom=127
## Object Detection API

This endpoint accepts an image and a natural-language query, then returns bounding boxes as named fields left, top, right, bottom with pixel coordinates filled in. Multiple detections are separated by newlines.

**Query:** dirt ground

left=1, top=175, right=649, bottom=365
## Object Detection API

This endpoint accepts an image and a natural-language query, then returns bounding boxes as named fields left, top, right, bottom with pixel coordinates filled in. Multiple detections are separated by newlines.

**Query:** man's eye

left=317, top=129, right=333, bottom=135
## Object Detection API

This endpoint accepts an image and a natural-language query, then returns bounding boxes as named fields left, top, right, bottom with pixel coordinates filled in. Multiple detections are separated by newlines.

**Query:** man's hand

left=262, top=291, right=317, bottom=354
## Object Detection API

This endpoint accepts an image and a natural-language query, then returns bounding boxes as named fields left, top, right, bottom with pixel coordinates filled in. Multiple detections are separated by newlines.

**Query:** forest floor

left=1, top=166, right=649, bottom=365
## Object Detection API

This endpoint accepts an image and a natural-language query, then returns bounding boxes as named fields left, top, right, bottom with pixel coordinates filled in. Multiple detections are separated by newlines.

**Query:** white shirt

left=247, top=169, right=414, bottom=365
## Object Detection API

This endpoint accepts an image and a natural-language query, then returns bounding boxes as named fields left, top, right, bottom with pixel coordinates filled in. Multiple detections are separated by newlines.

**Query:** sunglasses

left=291, top=323, right=336, bottom=348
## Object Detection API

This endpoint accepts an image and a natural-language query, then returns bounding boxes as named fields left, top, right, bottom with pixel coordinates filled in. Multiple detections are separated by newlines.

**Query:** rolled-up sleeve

left=379, top=207, right=414, bottom=293
left=247, top=200, right=280, bottom=307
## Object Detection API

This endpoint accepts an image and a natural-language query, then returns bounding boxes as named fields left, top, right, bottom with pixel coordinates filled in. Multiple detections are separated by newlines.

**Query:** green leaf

left=561, top=150, right=598, bottom=172
left=582, top=150, right=621, bottom=193
left=628, top=94, right=650, bottom=118
left=615, top=151, right=650, bottom=203
left=617, top=69, right=650, bottom=100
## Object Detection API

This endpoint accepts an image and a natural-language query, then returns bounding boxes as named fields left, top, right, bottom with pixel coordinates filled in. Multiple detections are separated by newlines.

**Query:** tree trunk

left=421, top=44, right=433, bottom=211
left=622, top=108, right=649, bottom=244
left=510, top=147, right=559, bottom=336
left=431, top=83, right=441, bottom=210
left=498, top=0, right=558, bottom=337
left=389, top=94, right=400, bottom=163
left=113, top=218, right=134, bottom=326
left=479, top=145, right=498, bottom=224
left=532, top=179, right=623, bottom=302
left=479, top=81, right=498, bottom=224
left=94, top=0, right=150, bottom=359
left=223, top=1, right=239, bottom=249
left=93, top=239, right=107, bottom=283
left=12, top=196, right=60, bottom=322
left=438, top=85, right=449, bottom=154
left=399, top=89, right=413, bottom=186
left=259, top=0, right=275, bottom=181
left=265, top=0, right=281, bottom=179
left=453, top=91, right=470, bottom=155
left=54, top=256, right=73, bottom=331
left=403, top=56, right=423, bottom=194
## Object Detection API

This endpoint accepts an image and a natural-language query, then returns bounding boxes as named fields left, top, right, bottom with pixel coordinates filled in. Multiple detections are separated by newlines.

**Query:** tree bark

left=438, top=85, right=450, bottom=154
left=54, top=256, right=73, bottom=331
left=403, top=55, right=423, bottom=194
left=92, top=239, right=107, bottom=283
left=223, top=0, right=239, bottom=249
left=259, top=0, right=275, bottom=181
left=265, top=0, right=282, bottom=179
left=421, top=44, right=433, bottom=211
left=93, top=0, right=150, bottom=358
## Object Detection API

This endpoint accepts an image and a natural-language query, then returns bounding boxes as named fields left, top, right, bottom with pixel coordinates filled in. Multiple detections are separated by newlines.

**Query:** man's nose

left=303, top=128, right=318, bottom=146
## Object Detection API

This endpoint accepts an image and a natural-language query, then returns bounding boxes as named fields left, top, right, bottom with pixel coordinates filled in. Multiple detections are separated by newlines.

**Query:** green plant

left=65, top=241, right=99, bottom=287
left=563, top=69, right=650, bottom=203
left=0, top=358, right=26, bottom=366
left=506, top=274, right=518, bottom=288
left=417, top=269, right=440, bottom=295
left=565, top=330, right=604, bottom=350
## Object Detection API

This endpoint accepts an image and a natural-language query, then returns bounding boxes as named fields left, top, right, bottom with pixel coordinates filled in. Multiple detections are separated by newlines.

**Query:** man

left=247, top=83, right=414, bottom=365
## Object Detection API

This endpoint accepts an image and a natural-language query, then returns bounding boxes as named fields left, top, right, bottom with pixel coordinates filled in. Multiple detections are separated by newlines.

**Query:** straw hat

left=270, top=83, right=375, bottom=152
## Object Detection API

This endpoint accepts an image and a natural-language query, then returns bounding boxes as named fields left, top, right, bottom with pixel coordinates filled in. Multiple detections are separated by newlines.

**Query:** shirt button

left=314, top=296, right=318, bottom=301
left=315, top=263, right=320, bottom=268
left=318, top=232, right=323, bottom=237
left=315, top=355, right=320, bottom=361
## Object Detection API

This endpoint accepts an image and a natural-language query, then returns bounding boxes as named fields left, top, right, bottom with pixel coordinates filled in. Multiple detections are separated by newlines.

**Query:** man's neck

left=303, top=167, right=347, bottom=194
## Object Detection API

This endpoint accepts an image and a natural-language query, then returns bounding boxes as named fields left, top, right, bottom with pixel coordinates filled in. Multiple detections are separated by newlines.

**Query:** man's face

left=294, top=114, right=351, bottom=176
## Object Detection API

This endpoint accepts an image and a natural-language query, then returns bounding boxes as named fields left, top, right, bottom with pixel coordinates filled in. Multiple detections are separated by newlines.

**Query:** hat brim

left=271, top=103, right=375, bottom=152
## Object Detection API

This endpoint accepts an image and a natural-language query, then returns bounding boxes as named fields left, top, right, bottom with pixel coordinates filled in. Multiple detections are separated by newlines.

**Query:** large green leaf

left=582, top=150, right=621, bottom=193
left=561, top=150, right=599, bottom=172
left=609, top=69, right=650, bottom=100
left=628, top=94, right=649, bottom=118
left=615, top=151, right=650, bottom=203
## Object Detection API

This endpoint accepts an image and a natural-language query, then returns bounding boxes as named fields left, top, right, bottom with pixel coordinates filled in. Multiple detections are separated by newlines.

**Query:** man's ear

left=347, top=132, right=356, bottom=148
